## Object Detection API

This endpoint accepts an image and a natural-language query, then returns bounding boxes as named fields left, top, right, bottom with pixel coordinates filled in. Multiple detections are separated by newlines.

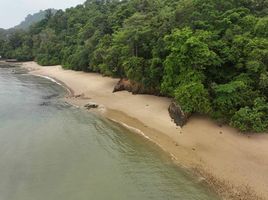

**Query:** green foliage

left=255, top=17, right=268, bottom=38
left=161, top=28, right=218, bottom=96
left=34, top=29, right=62, bottom=65
left=174, top=81, right=211, bottom=114
left=212, top=79, right=256, bottom=119
left=123, top=56, right=145, bottom=82
left=231, top=98, right=268, bottom=132
left=0, top=0, right=268, bottom=132
left=259, top=72, right=268, bottom=97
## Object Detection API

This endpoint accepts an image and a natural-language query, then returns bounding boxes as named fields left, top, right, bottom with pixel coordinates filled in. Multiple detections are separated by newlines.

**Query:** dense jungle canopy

left=1, top=0, right=268, bottom=132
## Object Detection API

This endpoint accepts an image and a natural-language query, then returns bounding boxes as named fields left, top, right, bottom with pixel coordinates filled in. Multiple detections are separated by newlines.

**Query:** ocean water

left=0, top=66, right=220, bottom=200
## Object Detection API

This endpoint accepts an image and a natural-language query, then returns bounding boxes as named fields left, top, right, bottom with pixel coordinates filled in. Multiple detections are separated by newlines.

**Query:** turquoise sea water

left=0, top=66, right=220, bottom=200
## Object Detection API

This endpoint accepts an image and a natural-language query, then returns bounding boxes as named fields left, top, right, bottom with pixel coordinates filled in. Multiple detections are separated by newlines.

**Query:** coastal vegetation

left=0, top=0, right=268, bottom=132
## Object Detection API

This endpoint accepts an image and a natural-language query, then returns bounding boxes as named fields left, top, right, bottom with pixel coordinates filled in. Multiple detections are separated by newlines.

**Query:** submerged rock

left=39, top=102, right=51, bottom=106
left=84, top=102, right=99, bottom=109
left=168, top=102, right=189, bottom=127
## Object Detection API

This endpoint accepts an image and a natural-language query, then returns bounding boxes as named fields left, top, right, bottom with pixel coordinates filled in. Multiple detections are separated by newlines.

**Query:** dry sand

left=22, top=61, right=268, bottom=200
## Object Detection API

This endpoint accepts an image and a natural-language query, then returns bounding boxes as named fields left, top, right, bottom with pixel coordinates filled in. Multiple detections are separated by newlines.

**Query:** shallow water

left=0, top=67, right=220, bottom=200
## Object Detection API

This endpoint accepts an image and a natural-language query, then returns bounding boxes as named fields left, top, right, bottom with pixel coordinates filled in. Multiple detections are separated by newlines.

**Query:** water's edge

left=28, top=69, right=220, bottom=198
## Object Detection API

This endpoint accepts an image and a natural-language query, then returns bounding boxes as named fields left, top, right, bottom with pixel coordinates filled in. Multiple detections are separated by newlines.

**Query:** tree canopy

left=1, top=0, right=268, bottom=132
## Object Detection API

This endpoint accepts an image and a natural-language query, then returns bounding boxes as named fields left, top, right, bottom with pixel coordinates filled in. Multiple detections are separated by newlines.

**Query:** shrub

left=174, top=81, right=211, bottom=114
left=231, top=98, right=268, bottom=132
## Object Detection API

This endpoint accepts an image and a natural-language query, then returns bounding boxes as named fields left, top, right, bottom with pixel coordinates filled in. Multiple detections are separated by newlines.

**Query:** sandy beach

left=22, top=61, right=268, bottom=200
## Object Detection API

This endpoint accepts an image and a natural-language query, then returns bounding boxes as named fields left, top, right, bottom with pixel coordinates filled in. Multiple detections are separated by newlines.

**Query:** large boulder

left=168, top=102, right=189, bottom=127
left=113, top=78, right=158, bottom=95
left=113, top=78, right=133, bottom=93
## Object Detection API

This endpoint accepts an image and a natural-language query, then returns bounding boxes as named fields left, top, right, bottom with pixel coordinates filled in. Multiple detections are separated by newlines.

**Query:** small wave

left=118, top=121, right=151, bottom=140
left=33, top=75, right=62, bottom=86
left=32, top=74, right=72, bottom=95
left=109, top=118, right=178, bottom=161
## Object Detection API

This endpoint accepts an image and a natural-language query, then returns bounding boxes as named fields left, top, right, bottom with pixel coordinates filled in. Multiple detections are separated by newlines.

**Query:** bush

left=174, top=81, right=211, bottom=114
left=212, top=80, right=256, bottom=119
left=123, top=57, right=145, bottom=82
left=231, top=98, right=268, bottom=132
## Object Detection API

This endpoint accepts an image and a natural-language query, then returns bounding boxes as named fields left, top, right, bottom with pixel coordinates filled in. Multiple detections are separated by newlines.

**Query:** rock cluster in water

left=84, top=102, right=99, bottom=110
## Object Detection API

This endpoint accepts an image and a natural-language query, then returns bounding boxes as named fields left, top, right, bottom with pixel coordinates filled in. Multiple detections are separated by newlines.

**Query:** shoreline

left=21, top=61, right=268, bottom=200
left=32, top=74, right=75, bottom=96
left=35, top=74, right=185, bottom=166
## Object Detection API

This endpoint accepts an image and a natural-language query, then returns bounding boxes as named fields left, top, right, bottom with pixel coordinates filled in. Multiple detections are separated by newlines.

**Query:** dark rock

left=74, top=93, right=85, bottom=98
left=84, top=102, right=98, bottom=109
left=113, top=78, right=132, bottom=93
left=113, top=79, right=124, bottom=93
left=74, top=94, right=82, bottom=98
left=113, top=78, right=159, bottom=95
left=218, top=123, right=223, bottom=127
left=39, top=102, right=50, bottom=106
left=168, top=102, right=189, bottom=127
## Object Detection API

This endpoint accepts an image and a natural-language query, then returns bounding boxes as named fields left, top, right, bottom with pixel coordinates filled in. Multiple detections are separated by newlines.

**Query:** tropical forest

left=0, top=0, right=268, bottom=132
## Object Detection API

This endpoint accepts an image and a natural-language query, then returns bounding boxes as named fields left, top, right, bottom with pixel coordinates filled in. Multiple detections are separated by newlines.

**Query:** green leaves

left=174, top=81, right=211, bottom=114
left=255, top=17, right=268, bottom=38
left=259, top=72, right=268, bottom=97
left=123, top=56, right=145, bottom=82
left=161, top=28, right=219, bottom=98
left=1, top=0, right=268, bottom=132
left=212, top=80, right=250, bottom=119
left=231, top=98, right=268, bottom=132
left=35, top=28, right=62, bottom=65
left=164, top=28, right=220, bottom=71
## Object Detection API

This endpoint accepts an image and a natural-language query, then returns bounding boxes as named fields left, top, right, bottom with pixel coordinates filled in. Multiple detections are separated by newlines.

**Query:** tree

left=0, top=0, right=268, bottom=132
left=161, top=28, right=220, bottom=96
left=231, top=98, right=268, bottom=132
left=174, top=81, right=211, bottom=114
left=212, top=80, right=254, bottom=119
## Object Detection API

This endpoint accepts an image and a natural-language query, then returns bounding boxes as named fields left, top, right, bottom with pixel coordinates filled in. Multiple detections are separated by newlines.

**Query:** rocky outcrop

left=113, top=78, right=132, bottom=93
left=113, top=78, right=158, bottom=95
left=168, top=102, right=189, bottom=127
left=113, top=79, right=188, bottom=126
left=84, top=102, right=98, bottom=109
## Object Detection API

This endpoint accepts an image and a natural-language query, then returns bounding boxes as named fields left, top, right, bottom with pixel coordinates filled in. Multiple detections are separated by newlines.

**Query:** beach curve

left=21, top=61, right=268, bottom=200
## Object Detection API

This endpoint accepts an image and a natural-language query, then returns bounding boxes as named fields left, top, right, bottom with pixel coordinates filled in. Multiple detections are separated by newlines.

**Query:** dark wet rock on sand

left=168, top=102, right=189, bottom=127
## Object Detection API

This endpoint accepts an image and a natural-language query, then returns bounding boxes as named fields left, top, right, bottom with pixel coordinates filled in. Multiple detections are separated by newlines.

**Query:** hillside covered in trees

left=0, top=0, right=268, bottom=132
left=13, top=9, right=57, bottom=30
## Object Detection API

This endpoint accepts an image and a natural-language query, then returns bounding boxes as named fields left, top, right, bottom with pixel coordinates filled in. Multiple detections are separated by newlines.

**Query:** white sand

left=22, top=61, right=268, bottom=200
